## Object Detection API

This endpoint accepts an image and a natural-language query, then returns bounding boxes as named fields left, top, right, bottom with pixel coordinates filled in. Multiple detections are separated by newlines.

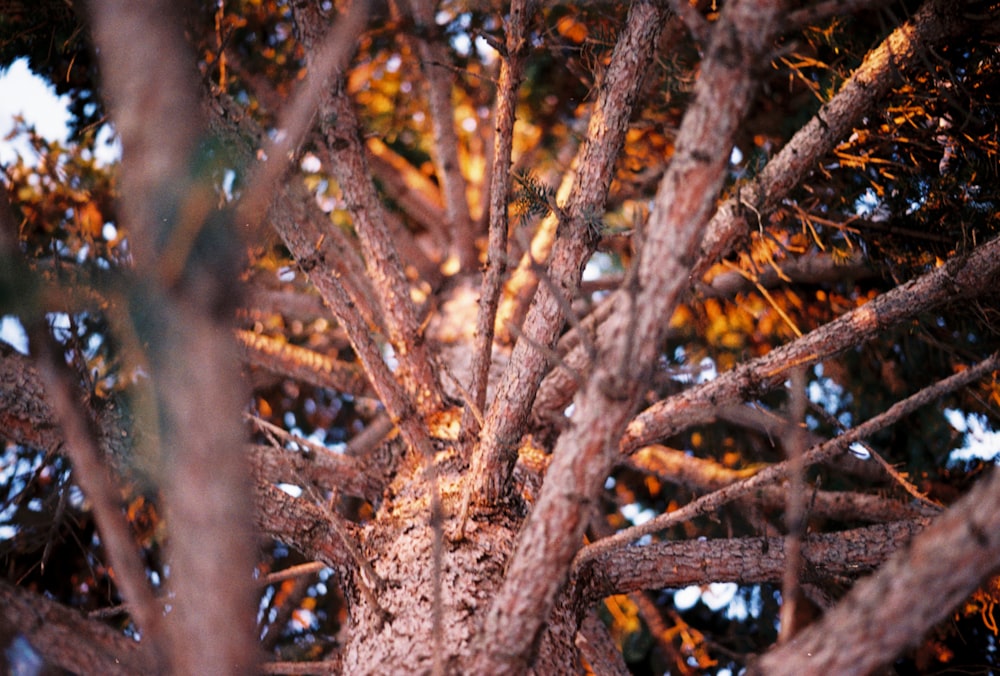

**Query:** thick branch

left=753, top=466, right=1000, bottom=674
left=575, top=520, right=928, bottom=603
left=237, top=329, right=369, bottom=396
left=87, top=1, right=258, bottom=671
left=254, top=482, right=354, bottom=572
left=467, top=0, right=669, bottom=511
left=693, top=0, right=970, bottom=279
left=473, top=2, right=781, bottom=671
left=249, top=442, right=386, bottom=504
left=581, top=351, right=1000, bottom=565
left=0, top=579, right=156, bottom=675
left=622, top=236, right=1000, bottom=453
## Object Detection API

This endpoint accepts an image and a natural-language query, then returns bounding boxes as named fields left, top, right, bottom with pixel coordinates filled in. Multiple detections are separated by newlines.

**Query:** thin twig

left=778, top=367, right=808, bottom=643
left=31, top=328, right=165, bottom=660
left=462, top=0, right=535, bottom=438
left=258, top=561, right=327, bottom=587
left=235, top=0, right=369, bottom=233
left=403, top=0, right=476, bottom=270
left=576, top=351, right=999, bottom=568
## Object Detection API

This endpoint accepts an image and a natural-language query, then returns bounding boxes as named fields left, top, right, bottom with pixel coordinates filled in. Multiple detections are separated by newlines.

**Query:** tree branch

left=574, top=520, right=929, bottom=603
left=528, top=0, right=973, bottom=434
left=403, top=0, right=477, bottom=270
left=0, top=579, right=156, bottom=675
left=87, top=0, right=258, bottom=670
left=753, top=464, right=1000, bottom=674
left=628, top=445, right=936, bottom=523
left=235, top=0, right=369, bottom=237
left=366, top=137, right=449, bottom=250
left=466, top=0, right=670, bottom=511
left=531, top=250, right=875, bottom=426
left=576, top=609, right=631, bottom=676
left=622, top=236, right=1000, bottom=453
left=692, top=0, right=971, bottom=280
left=291, top=1, right=449, bottom=417
left=254, top=482, right=355, bottom=573
left=697, top=250, right=874, bottom=298
left=0, top=342, right=62, bottom=453
left=237, top=329, right=369, bottom=396
left=249, top=438, right=386, bottom=505
left=30, top=333, right=165, bottom=662
left=580, top=351, right=1000, bottom=565
left=269, top=177, right=387, bottom=334
left=463, top=0, right=535, bottom=436
left=473, top=1, right=782, bottom=671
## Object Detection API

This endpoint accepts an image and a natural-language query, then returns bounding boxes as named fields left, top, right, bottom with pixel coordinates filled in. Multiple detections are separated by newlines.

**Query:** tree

left=1, top=0, right=999, bottom=673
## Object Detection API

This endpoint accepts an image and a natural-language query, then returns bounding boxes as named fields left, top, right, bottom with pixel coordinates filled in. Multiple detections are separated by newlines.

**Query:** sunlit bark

left=2, top=0, right=999, bottom=673
left=474, top=0, right=783, bottom=670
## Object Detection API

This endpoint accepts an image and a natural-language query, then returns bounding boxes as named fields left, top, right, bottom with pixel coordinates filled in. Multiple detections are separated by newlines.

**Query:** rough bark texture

left=473, top=1, right=784, bottom=672
left=579, top=351, right=1000, bottom=564
left=464, top=0, right=534, bottom=433
left=529, top=0, right=972, bottom=421
left=693, top=0, right=970, bottom=277
left=575, top=520, right=930, bottom=603
left=622, top=235, right=1000, bottom=453
left=339, top=462, right=521, bottom=674
left=754, top=468, right=1000, bottom=675
left=466, top=0, right=670, bottom=510
left=3, top=0, right=999, bottom=673
left=0, top=578, right=156, bottom=675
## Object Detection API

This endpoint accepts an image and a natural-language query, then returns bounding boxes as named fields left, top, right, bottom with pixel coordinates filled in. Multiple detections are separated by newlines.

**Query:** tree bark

left=693, top=0, right=970, bottom=278
left=621, top=235, right=1000, bottom=453
left=87, top=0, right=258, bottom=671
left=0, top=579, right=156, bottom=675
left=754, top=467, right=1000, bottom=675
left=473, top=1, right=784, bottom=671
